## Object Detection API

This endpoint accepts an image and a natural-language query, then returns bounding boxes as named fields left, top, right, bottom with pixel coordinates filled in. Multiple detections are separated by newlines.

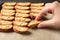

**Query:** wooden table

left=0, top=28, right=60, bottom=40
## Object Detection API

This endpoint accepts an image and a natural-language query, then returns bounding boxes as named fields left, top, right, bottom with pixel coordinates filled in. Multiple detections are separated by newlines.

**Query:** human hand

left=35, top=1, right=60, bottom=29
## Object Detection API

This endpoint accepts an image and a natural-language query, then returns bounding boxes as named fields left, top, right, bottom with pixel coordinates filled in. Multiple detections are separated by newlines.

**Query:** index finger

left=35, top=3, right=52, bottom=21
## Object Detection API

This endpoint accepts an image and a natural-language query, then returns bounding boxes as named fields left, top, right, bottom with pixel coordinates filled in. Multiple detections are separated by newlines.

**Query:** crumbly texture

left=15, top=13, right=30, bottom=17
left=13, top=26, right=29, bottom=33
left=0, top=20, right=13, bottom=25
left=13, top=21, right=28, bottom=27
left=15, top=17, right=31, bottom=22
left=28, top=20, right=40, bottom=28
left=1, top=16, right=14, bottom=20
left=0, top=25, right=12, bottom=31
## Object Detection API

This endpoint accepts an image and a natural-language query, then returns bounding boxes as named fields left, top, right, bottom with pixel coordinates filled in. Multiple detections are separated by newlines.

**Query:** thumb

left=38, top=20, right=52, bottom=28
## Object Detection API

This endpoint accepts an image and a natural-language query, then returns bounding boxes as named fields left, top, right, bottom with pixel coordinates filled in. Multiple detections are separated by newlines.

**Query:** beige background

left=0, top=28, right=60, bottom=40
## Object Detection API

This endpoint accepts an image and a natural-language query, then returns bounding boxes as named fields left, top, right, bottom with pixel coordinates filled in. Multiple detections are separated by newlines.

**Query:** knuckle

left=53, top=1, right=59, bottom=6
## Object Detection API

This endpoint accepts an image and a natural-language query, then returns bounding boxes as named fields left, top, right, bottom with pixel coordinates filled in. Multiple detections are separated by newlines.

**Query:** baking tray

left=0, top=0, right=56, bottom=10
left=0, top=0, right=56, bottom=4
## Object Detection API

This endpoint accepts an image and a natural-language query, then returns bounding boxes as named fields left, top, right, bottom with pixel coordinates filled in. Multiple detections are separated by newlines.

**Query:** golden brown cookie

left=28, top=20, right=40, bottom=28
left=2, top=2, right=16, bottom=6
left=31, top=3, right=44, bottom=7
left=16, top=2, right=30, bottom=6
left=13, top=21, right=28, bottom=27
left=2, top=6, right=14, bottom=9
left=31, top=9, right=41, bottom=13
left=16, top=9, right=30, bottom=13
left=15, top=17, right=31, bottom=22
left=15, top=13, right=29, bottom=17
left=30, top=13, right=38, bottom=19
left=13, top=25, right=29, bottom=33
left=15, top=5, right=30, bottom=9
left=0, top=25, right=12, bottom=31
left=30, top=6, right=43, bottom=10
left=1, top=9, right=15, bottom=13
left=1, top=12, right=15, bottom=16
left=1, top=15, right=14, bottom=20
left=0, top=20, right=13, bottom=25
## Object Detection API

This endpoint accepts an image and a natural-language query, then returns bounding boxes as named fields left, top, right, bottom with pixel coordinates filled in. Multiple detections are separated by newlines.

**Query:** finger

left=45, top=3, right=51, bottom=6
left=53, top=1, right=59, bottom=4
left=35, top=1, right=59, bottom=21
left=38, top=20, right=52, bottom=28
left=35, top=6, right=52, bottom=21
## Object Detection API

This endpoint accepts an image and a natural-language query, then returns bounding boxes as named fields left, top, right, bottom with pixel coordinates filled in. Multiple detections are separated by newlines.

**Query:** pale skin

left=35, top=1, right=60, bottom=29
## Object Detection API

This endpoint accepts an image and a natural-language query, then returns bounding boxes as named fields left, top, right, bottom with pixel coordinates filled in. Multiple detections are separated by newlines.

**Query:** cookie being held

left=28, top=20, right=40, bottom=28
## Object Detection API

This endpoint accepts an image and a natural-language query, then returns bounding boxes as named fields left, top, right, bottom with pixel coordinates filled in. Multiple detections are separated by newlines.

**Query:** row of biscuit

left=30, top=3, right=44, bottom=19
left=0, top=2, right=44, bottom=33
left=0, top=2, right=16, bottom=31
left=13, top=2, right=31, bottom=33
left=28, top=3, right=44, bottom=28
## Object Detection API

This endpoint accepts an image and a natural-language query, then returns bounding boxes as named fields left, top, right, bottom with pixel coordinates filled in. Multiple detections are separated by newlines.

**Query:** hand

left=35, top=1, right=60, bottom=29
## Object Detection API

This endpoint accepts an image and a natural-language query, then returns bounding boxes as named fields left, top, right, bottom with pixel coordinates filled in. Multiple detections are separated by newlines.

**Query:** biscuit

left=30, top=6, right=43, bottom=10
left=30, top=13, right=38, bottom=19
left=15, top=5, right=30, bottom=9
left=16, top=2, right=30, bottom=6
left=15, top=17, right=31, bottom=22
left=16, top=9, right=30, bottom=13
left=16, top=13, right=29, bottom=17
left=1, top=9, right=15, bottom=13
left=2, top=6, right=14, bottom=9
left=31, top=9, right=41, bottom=13
left=13, top=21, right=28, bottom=27
left=0, top=20, right=13, bottom=25
left=0, top=25, right=12, bottom=31
left=28, top=20, right=40, bottom=28
left=13, top=26, right=29, bottom=33
left=31, top=3, right=44, bottom=7
left=1, top=12, right=15, bottom=16
left=1, top=15, right=14, bottom=20
left=2, top=2, right=16, bottom=6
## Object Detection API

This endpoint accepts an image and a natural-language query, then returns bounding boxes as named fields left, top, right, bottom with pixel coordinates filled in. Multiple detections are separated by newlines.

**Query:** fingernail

left=38, top=24, right=43, bottom=28
left=37, top=25, right=41, bottom=28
